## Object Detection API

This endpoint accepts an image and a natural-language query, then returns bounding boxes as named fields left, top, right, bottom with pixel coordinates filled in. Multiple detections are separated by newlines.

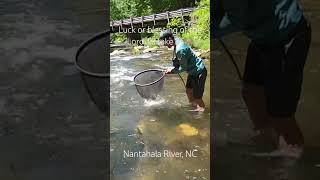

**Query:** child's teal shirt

left=172, top=38, right=205, bottom=76
left=215, top=0, right=303, bottom=44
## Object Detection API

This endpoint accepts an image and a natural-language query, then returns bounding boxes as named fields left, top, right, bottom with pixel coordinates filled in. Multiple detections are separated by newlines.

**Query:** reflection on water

left=213, top=0, right=320, bottom=179
left=110, top=47, right=210, bottom=180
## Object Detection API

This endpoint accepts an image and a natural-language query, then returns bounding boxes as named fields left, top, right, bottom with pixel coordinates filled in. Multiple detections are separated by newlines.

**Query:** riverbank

left=111, top=44, right=210, bottom=61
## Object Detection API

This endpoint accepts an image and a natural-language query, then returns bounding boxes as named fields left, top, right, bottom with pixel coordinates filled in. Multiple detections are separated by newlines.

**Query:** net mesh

left=134, top=69, right=165, bottom=99
left=75, top=31, right=109, bottom=113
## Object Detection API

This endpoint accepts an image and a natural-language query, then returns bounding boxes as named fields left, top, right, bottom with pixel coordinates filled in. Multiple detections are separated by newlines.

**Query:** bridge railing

left=110, top=8, right=194, bottom=28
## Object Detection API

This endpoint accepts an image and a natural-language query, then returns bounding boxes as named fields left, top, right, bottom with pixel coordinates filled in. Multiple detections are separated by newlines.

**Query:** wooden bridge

left=110, top=8, right=195, bottom=32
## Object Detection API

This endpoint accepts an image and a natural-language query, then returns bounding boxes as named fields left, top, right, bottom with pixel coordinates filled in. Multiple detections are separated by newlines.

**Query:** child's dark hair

left=159, top=30, right=174, bottom=41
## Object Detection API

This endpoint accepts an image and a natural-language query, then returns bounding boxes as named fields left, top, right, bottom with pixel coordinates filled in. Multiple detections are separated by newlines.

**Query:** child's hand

left=164, top=68, right=173, bottom=74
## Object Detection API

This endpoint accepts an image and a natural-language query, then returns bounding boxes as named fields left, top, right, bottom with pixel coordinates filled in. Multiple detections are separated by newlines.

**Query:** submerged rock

left=176, top=124, right=199, bottom=137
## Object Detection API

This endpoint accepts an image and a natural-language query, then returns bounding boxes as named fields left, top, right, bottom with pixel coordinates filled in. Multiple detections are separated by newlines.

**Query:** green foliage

left=132, top=46, right=142, bottom=55
left=191, top=0, right=210, bottom=39
left=167, top=17, right=184, bottom=31
left=181, top=30, right=208, bottom=50
left=192, top=37, right=210, bottom=50
left=182, top=0, right=210, bottom=50
left=110, top=0, right=210, bottom=50
left=152, top=31, right=160, bottom=39
left=147, top=0, right=196, bottom=13
left=110, top=0, right=152, bottom=20
left=111, top=0, right=197, bottom=20
left=110, top=33, right=126, bottom=43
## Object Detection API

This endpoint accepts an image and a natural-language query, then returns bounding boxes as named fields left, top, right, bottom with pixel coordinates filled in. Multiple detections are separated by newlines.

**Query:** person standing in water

left=160, top=30, right=207, bottom=112
left=214, top=0, right=312, bottom=157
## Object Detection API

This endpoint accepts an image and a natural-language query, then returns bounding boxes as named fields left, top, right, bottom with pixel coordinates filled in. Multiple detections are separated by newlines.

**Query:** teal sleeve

left=172, top=48, right=191, bottom=74
left=214, top=15, right=239, bottom=38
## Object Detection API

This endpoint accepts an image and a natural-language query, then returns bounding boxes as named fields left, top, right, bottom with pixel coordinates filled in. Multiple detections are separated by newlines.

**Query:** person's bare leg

left=192, top=98, right=205, bottom=112
left=242, top=83, right=278, bottom=148
left=252, top=116, right=305, bottom=158
left=186, top=88, right=196, bottom=106
left=242, top=83, right=270, bottom=129
left=273, top=116, right=304, bottom=146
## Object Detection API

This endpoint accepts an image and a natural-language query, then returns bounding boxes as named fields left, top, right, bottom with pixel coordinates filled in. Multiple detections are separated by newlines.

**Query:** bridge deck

left=110, top=8, right=194, bottom=29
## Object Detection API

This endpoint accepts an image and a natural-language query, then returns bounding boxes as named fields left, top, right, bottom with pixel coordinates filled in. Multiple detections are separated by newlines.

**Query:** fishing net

left=75, top=31, right=109, bottom=113
left=134, top=69, right=165, bottom=99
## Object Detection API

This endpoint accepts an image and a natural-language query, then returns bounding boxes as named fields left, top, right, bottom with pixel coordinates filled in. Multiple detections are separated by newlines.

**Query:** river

left=1, top=0, right=319, bottom=179
left=110, top=46, right=211, bottom=180
left=212, top=0, right=320, bottom=179
left=0, top=0, right=107, bottom=179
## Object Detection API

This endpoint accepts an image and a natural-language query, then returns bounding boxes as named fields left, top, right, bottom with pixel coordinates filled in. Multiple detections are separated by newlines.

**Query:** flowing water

left=110, top=47, right=211, bottom=180
left=2, top=0, right=319, bottom=179
left=212, top=0, right=320, bottom=179
left=0, top=0, right=107, bottom=179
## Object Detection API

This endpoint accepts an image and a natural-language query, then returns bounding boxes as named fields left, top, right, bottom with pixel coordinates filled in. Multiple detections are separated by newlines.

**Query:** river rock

left=194, top=51, right=202, bottom=57
left=176, top=124, right=199, bottom=136
left=199, top=50, right=210, bottom=60
left=110, top=49, right=127, bottom=56
left=132, top=46, right=141, bottom=54
left=142, top=47, right=158, bottom=53
left=135, top=46, right=144, bottom=50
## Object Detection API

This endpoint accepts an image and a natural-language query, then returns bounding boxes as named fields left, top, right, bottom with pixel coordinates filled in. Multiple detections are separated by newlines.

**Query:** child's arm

left=171, top=49, right=190, bottom=74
